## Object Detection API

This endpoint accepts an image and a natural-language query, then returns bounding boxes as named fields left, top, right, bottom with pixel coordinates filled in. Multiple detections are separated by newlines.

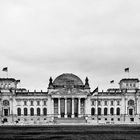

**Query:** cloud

left=0, top=0, right=140, bottom=91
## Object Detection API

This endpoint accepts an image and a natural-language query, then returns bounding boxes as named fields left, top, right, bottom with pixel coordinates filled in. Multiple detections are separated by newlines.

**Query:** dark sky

left=0, top=0, right=140, bottom=91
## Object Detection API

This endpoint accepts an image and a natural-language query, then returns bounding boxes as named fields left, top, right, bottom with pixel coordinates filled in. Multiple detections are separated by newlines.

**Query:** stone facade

left=0, top=73, right=140, bottom=125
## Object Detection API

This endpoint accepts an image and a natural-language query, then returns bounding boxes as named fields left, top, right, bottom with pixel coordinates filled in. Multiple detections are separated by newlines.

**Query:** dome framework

left=53, top=73, right=84, bottom=87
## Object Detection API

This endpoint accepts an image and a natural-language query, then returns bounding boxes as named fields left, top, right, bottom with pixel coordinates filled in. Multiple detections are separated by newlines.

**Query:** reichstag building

left=0, top=73, right=140, bottom=125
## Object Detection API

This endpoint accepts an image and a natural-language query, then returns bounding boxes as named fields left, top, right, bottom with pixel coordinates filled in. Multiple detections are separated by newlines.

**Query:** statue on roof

left=48, top=77, right=54, bottom=89
left=84, top=77, right=90, bottom=89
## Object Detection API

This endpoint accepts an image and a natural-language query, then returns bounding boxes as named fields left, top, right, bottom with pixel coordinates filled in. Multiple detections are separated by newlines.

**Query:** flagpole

left=126, top=69, right=129, bottom=78
left=96, top=87, right=99, bottom=124
left=124, top=68, right=129, bottom=78
left=110, top=80, right=114, bottom=89
left=97, top=93, right=98, bottom=124
left=2, top=67, right=8, bottom=78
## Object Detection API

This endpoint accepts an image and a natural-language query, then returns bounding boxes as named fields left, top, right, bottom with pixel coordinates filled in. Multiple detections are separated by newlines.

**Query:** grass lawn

left=0, top=124, right=140, bottom=140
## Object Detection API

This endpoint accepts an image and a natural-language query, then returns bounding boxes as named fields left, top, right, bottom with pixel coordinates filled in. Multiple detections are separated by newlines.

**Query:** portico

left=48, top=73, right=90, bottom=120
left=53, top=97, right=85, bottom=118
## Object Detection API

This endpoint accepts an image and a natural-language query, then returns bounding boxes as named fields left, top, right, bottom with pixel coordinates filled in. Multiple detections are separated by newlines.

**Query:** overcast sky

left=0, top=0, right=140, bottom=91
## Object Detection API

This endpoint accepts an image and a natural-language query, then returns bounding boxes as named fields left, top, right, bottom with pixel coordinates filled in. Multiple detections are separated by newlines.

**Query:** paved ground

left=0, top=124, right=140, bottom=140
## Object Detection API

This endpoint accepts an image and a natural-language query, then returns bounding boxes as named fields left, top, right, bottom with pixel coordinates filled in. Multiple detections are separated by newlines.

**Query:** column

left=137, top=98, right=139, bottom=115
left=65, top=98, right=67, bottom=118
left=58, top=98, right=60, bottom=118
left=124, top=97, right=127, bottom=122
left=136, top=98, right=138, bottom=115
left=96, top=99, right=98, bottom=115
left=72, top=98, right=74, bottom=118
left=83, top=98, right=85, bottom=115
left=78, top=98, right=81, bottom=117
left=52, top=98, right=54, bottom=117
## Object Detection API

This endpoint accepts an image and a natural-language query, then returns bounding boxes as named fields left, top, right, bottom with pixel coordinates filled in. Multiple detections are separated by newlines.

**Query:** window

left=91, top=100, right=95, bottom=106
left=24, top=108, right=28, bottom=116
left=110, top=108, right=114, bottom=115
left=4, top=109, right=8, bottom=116
left=104, top=108, right=108, bottom=116
left=111, top=118, right=114, bottom=121
left=98, top=101, right=101, bottom=106
left=17, top=108, right=21, bottom=116
left=37, top=108, right=40, bottom=116
left=117, top=100, right=120, bottom=106
left=133, top=83, right=135, bottom=87
left=30, top=101, right=33, bottom=106
left=24, top=101, right=27, bottom=105
left=81, top=99, right=85, bottom=107
left=111, top=101, right=114, bottom=106
left=104, top=101, right=107, bottom=106
left=116, top=108, right=120, bottom=115
left=118, top=118, right=120, bottom=121
left=4, top=84, right=7, bottom=89
left=130, top=118, right=134, bottom=122
left=44, top=101, right=46, bottom=105
left=91, top=108, right=95, bottom=115
left=98, top=108, right=101, bottom=115
left=129, top=109, right=133, bottom=115
left=37, top=101, right=40, bottom=106
left=30, top=108, right=34, bottom=116
left=43, top=108, right=47, bottom=116
left=8, top=83, right=11, bottom=87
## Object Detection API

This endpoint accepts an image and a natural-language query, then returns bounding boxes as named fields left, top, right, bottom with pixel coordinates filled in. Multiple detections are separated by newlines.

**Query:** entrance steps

left=54, top=117, right=86, bottom=124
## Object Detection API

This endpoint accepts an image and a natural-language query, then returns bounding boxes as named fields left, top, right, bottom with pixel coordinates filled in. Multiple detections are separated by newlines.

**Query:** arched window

left=43, top=108, right=47, bottom=116
left=110, top=108, right=114, bottom=115
left=91, top=108, right=95, bottom=115
left=104, top=108, right=108, bottom=116
left=30, top=108, right=34, bottom=116
left=24, top=108, right=28, bottom=116
left=37, top=108, right=40, bottom=116
left=17, top=108, right=21, bottom=116
left=98, top=107, right=101, bottom=115
left=128, top=100, right=134, bottom=106
left=116, top=108, right=120, bottom=115
left=129, top=108, right=133, bottom=115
